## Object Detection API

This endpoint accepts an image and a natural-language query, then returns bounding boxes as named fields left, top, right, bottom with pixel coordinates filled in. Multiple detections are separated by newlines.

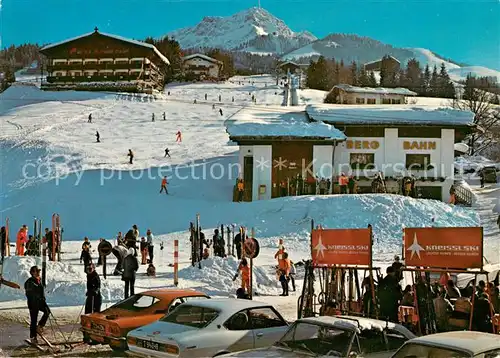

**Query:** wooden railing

left=453, top=181, right=474, bottom=206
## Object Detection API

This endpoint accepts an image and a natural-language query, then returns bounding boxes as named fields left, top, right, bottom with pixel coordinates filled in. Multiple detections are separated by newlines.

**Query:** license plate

left=90, top=322, right=105, bottom=332
left=137, top=339, right=162, bottom=351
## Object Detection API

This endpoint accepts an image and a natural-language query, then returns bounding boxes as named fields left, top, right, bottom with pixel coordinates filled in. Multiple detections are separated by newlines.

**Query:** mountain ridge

left=166, top=7, right=499, bottom=81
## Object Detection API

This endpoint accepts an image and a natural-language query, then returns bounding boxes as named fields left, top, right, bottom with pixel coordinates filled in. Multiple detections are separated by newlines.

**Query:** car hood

left=224, top=346, right=313, bottom=357
left=130, top=321, right=198, bottom=340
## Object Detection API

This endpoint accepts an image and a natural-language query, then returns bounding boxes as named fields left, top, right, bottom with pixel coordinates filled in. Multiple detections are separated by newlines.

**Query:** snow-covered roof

left=40, top=30, right=170, bottom=65
left=279, top=60, right=299, bottom=67
left=332, top=84, right=417, bottom=96
left=364, top=55, right=401, bottom=66
left=182, top=53, right=222, bottom=65
left=226, top=108, right=346, bottom=140
left=306, top=104, right=475, bottom=126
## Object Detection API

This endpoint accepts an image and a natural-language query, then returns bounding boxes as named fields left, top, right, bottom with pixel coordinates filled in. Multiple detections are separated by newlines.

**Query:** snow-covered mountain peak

left=166, top=7, right=317, bottom=54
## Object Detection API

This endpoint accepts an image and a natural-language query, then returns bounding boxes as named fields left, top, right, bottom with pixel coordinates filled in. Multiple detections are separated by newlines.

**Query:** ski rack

left=297, top=220, right=380, bottom=320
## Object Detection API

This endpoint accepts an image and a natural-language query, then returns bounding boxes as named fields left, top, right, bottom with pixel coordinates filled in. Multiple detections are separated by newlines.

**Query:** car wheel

left=109, top=345, right=125, bottom=352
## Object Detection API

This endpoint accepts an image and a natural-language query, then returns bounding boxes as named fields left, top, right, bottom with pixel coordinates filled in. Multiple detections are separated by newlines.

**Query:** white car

left=223, top=315, right=416, bottom=357
left=126, top=298, right=289, bottom=357
left=391, top=331, right=500, bottom=358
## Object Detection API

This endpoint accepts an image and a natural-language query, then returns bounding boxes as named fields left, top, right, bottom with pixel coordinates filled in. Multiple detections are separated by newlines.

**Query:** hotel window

left=350, top=153, right=375, bottom=170
left=406, top=154, right=432, bottom=170
left=367, top=98, right=376, bottom=104
left=356, top=98, right=365, bottom=104
left=382, top=98, right=391, bottom=104
left=391, top=99, right=401, bottom=104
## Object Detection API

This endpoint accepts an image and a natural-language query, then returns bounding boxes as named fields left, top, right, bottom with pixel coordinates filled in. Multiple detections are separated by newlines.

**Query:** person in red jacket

left=16, top=225, right=28, bottom=256
left=176, top=131, right=182, bottom=143
left=233, top=258, right=250, bottom=294
left=160, top=176, right=168, bottom=194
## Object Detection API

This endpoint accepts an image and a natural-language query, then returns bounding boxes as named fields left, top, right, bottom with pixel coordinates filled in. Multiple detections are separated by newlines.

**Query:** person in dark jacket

left=233, top=228, right=245, bottom=260
left=80, top=237, right=92, bottom=271
left=473, top=293, right=494, bottom=332
left=122, top=249, right=139, bottom=299
left=391, top=255, right=404, bottom=282
left=25, top=266, right=50, bottom=343
left=0, top=226, right=6, bottom=258
left=85, top=264, right=102, bottom=314
left=127, top=149, right=134, bottom=165
left=44, top=228, right=54, bottom=261
left=378, top=266, right=402, bottom=323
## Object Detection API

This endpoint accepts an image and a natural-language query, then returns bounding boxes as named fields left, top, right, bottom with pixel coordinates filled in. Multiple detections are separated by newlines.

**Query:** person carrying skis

left=16, top=225, right=28, bottom=256
left=44, top=228, right=54, bottom=261
left=25, top=266, right=50, bottom=344
left=85, top=264, right=102, bottom=314
left=95, top=131, right=100, bottom=143
left=127, top=149, right=134, bottom=164
left=233, top=258, right=250, bottom=295
left=160, top=176, right=169, bottom=194
left=140, top=237, right=148, bottom=265
left=146, top=229, right=154, bottom=263
left=122, top=248, right=138, bottom=299
left=88, top=113, right=92, bottom=123
left=176, top=131, right=182, bottom=143
left=164, top=148, right=171, bottom=158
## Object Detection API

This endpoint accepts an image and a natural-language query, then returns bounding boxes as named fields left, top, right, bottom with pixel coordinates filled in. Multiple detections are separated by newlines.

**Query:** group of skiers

left=361, top=255, right=500, bottom=335
left=6, top=225, right=59, bottom=260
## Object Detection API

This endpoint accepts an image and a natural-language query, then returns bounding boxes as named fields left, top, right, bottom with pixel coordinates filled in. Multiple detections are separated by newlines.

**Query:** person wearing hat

left=85, top=264, right=102, bottom=314
left=24, top=266, right=50, bottom=343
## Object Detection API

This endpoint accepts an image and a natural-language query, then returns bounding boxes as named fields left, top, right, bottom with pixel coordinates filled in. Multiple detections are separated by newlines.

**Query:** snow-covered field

left=0, top=75, right=497, bottom=323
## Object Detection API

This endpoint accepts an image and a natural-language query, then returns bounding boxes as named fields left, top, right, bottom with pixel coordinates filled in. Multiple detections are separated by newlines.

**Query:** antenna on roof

left=94, top=26, right=99, bottom=33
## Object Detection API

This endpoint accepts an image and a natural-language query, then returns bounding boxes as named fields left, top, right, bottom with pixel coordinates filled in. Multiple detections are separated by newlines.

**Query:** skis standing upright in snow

left=196, top=214, right=202, bottom=269
left=41, top=219, right=47, bottom=287
left=52, top=213, right=61, bottom=262
left=5, top=218, right=10, bottom=257
left=0, top=218, right=7, bottom=287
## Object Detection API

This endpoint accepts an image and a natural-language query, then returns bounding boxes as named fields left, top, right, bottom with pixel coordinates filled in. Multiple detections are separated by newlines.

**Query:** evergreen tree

left=421, top=65, right=431, bottom=96
left=357, top=67, right=370, bottom=87
left=379, top=55, right=398, bottom=87
left=333, top=62, right=340, bottom=86
left=306, top=56, right=331, bottom=90
left=349, top=61, right=358, bottom=86
left=438, top=63, right=455, bottom=98
left=368, top=71, right=378, bottom=87
left=404, top=58, right=422, bottom=93
left=429, top=65, right=439, bottom=97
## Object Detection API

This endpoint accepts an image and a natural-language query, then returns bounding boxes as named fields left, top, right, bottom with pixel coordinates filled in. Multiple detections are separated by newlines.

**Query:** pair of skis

left=51, top=214, right=61, bottom=262
left=23, top=319, right=60, bottom=354
left=0, top=218, right=20, bottom=290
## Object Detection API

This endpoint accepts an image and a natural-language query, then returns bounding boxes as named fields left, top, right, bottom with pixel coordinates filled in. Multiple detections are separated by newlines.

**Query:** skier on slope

left=85, top=264, right=102, bottom=314
left=164, top=148, right=171, bottom=158
left=163, top=112, right=166, bottom=121
left=219, top=108, right=223, bottom=116
left=25, top=266, right=50, bottom=344
left=88, top=113, right=92, bottom=123
left=152, top=113, right=155, bottom=122
left=160, top=176, right=168, bottom=194
left=95, top=131, right=100, bottom=143
left=176, top=131, right=182, bottom=143
left=127, top=149, right=134, bottom=164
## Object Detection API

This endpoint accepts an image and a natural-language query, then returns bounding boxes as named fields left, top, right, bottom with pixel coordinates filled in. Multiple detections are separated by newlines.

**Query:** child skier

left=233, top=258, right=250, bottom=295
left=127, top=149, right=134, bottom=164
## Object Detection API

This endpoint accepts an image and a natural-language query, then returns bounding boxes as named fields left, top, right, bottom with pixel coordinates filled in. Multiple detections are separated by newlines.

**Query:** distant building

left=327, top=84, right=417, bottom=105
left=364, top=55, right=400, bottom=72
left=39, top=27, right=170, bottom=93
left=181, top=54, right=223, bottom=80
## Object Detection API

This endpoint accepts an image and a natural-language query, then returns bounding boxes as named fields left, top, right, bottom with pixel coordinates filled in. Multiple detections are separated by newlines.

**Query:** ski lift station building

left=225, top=104, right=475, bottom=202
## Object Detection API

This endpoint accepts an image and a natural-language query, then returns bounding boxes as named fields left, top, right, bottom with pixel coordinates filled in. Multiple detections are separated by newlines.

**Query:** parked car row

left=81, top=288, right=500, bottom=357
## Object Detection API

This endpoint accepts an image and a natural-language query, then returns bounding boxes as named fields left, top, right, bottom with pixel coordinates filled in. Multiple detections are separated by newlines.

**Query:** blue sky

left=2, top=0, right=499, bottom=70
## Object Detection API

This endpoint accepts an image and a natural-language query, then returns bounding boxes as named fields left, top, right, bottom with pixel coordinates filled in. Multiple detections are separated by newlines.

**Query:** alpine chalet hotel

left=40, top=28, right=170, bottom=93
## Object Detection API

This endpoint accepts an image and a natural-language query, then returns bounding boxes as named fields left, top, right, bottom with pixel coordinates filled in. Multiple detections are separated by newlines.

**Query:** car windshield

left=160, top=304, right=219, bottom=329
left=276, top=322, right=353, bottom=356
left=110, top=294, right=160, bottom=312
left=393, top=343, right=471, bottom=358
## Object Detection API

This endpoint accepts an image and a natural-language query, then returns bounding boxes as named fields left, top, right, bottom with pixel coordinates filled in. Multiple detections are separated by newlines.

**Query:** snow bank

left=177, top=256, right=277, bottom=296
left=0, top=256, right=123, bottom=305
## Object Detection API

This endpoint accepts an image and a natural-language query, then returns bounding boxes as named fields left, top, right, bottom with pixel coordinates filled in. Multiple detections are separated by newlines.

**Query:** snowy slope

left=166, top=7, right=316, bottom=54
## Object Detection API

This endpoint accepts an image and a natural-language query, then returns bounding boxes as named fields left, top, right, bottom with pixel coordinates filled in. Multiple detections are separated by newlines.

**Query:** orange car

left=80, top=289, right=209, bottom=351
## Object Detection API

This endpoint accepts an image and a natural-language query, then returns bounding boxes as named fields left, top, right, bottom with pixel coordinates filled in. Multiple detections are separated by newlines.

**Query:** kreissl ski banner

left=404, top=227, right=483, bottom=269
left=311, top=228, right=371, bottom=266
